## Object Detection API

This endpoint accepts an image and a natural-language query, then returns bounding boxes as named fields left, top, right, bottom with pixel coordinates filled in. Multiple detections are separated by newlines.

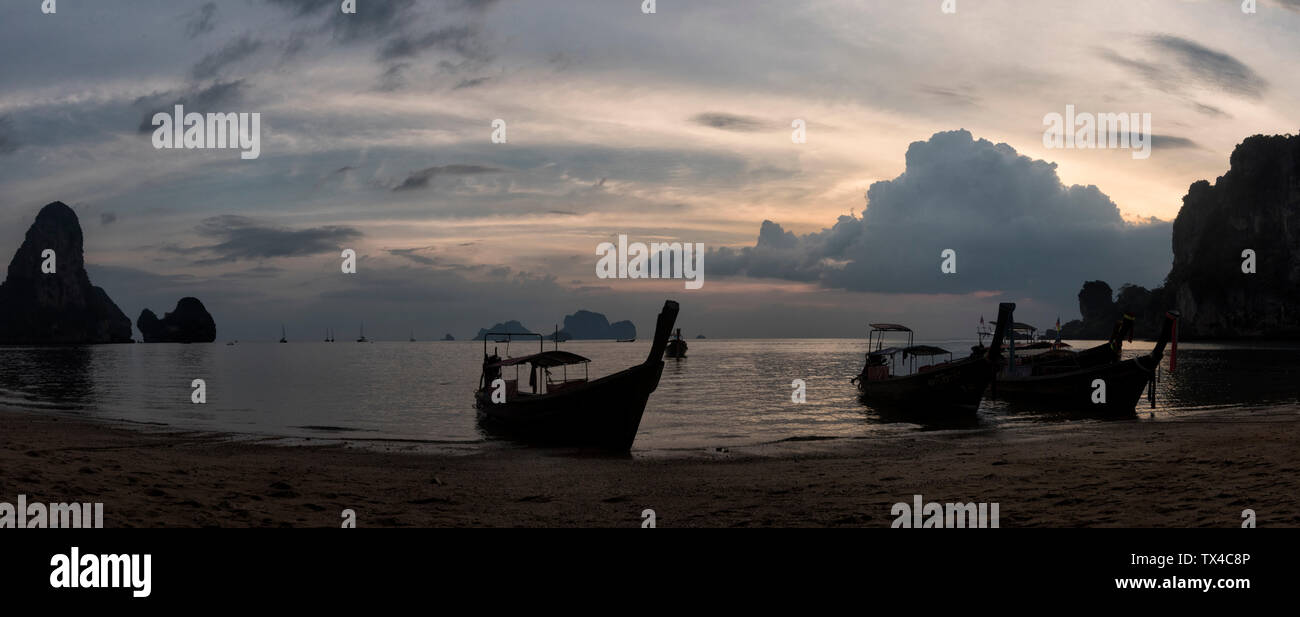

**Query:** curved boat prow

left=1152, top=310, right=1181, bottom=360
left=646, top=300, right=681, bottom=363
left=986, top=302, right=1016, bottom=361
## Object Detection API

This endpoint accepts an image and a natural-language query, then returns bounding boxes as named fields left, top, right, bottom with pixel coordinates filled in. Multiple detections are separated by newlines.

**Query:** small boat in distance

left=325, top=328, right=334, bottom=343
left=357, top=323, right=369, bottom=343
left=617, top=337, right=636, bottom=343
left=279, top=325, right=287, bottom=344
left=853, top=303, right=1014, bottom=415
left=665, top=328, right=688, bottom=358
left=409, top=330, right=416, bottom=342
left=474, top=300, right=680, bottom=452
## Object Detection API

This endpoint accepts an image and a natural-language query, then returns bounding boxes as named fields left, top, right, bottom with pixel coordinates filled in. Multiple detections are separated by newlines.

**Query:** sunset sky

left=1, top=0, right=1297, bottom=340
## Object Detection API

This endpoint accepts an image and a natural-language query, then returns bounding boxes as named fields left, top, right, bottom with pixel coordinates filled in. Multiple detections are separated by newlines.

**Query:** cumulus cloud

left=709, top=130, right=1173, bottom=306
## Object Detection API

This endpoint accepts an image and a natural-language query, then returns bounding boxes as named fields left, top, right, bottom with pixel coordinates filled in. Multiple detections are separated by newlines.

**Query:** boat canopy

left=868, top=346, right=904, bottom=357
left=486, top=350, right=590, bottom=369
left=869, top=323, right=912, bottom=332
left=903, top=345, right=950, bottom=357
left=1011, top=322, right=1037, bottom=332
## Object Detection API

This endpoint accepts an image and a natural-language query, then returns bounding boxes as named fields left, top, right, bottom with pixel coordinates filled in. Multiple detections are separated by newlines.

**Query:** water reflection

left=0, top=345, right=96, bottom=411
left=0, top=339, right=1295, bottom=451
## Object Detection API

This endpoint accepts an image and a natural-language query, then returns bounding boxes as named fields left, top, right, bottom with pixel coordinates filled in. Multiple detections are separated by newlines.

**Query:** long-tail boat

left=664, top=328, right=688, bottom=358
left=852, top=302, right=1015, bottom=414
left=992, top=310, right=1179, bottom=414
left=473, top=300, right=680, bottom=452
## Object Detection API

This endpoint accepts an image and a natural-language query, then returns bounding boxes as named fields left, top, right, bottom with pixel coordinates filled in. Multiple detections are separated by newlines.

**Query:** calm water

left=1, top=339, right=1298, bottom=452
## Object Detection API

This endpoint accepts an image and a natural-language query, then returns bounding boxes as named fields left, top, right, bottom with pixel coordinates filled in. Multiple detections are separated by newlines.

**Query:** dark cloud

left=1192, top=102, right=1229, bottom=118
left=378, top=26, right=489, bottom=62
left=388, top=247, right=439, bottom=265
left=1147, top=35, right=1267, bottom=98
left=392, top=164, right=501, bottom=191
left=376, top=63, right=410, bottom=91
left=219, top=265, right=284, bottom=279
left=191, top=34, right=263, bottom=80
left=135, top=80, right=248, bottom=133
left=265, top=0, right=419, bottom=43
left=709, top=130, right=1172, bottom=307
left=691, top=112, right=765, bottom=132
left=452, top=76, right=492, bottom=90
left=186, top=2, right=218, bottom=38
left=1151, top=134, right=1199, bottom=150
left=0, top=116, right=17, bottom=155
left=165, top=215, right=363, bottom=265
left=917, top=85, right=980, bottom=107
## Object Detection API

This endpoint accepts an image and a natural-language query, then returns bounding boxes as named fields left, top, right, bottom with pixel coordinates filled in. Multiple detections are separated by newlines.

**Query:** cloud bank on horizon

left=0, top=0, right=1297, bottom=339
left=711, top=130, right=1172, bottom=306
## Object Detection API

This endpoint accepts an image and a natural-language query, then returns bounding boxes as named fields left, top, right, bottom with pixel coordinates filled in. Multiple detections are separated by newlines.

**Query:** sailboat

left=279, top=325, right=287, bottom=343
left=325, top=328, right=334, bottom=343
left=409, top=330, right=416, bottom=342
left=356, top=323, right=369, bottom=343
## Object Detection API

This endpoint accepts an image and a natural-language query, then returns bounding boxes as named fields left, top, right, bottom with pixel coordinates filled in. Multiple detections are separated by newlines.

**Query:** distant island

left=471, top=310, right=637, bottom=341
left=442, top=333, right=455, bottom=341
left=1061, top=134, right=1300, bottom=340
left=0, top=201, right=133, bottom=344
left=472, top=320, right=534, bottom=341
left=557, top=310, right=636, bottom=340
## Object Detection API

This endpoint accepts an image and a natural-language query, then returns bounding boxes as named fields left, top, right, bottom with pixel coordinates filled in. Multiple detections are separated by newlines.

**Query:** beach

left=3, top=405, right=1297, bottom=528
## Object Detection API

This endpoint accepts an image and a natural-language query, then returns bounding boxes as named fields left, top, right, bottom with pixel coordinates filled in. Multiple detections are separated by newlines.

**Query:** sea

left=1, top=338, right=1298, bottom=454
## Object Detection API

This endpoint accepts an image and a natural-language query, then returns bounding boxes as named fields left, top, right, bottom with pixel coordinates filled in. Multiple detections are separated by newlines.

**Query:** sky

left=1, top=0, right=1297, bottom=341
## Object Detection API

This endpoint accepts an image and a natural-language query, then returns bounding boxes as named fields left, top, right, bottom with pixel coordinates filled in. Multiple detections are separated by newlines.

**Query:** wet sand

left=2, top=405, right=1297, bottom=527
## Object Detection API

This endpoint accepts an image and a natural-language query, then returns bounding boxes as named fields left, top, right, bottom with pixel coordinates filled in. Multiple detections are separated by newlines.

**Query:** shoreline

left=2, top=405, right=1297, bottom=527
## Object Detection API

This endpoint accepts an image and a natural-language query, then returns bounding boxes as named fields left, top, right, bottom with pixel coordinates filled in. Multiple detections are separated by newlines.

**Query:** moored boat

left=852, top=302, right=1015, bottom=415
left=474, top=300, right=680, bottom=451
left=992, top=310, right=1178, bottom=414
left=665, top=328, right=688, bottom=358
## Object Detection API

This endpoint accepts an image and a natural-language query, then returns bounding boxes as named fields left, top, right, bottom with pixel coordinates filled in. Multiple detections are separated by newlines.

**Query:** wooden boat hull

left=856, top=357, right=992, bottom=414
left=475, top=360, right=663, bottom=451
left=473, top=300, right=680, bottom=452
left=993, top=354, right=1158, bottom=415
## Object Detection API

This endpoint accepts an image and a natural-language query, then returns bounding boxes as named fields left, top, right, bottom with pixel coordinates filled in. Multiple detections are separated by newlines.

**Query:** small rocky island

left=137, top=297, right=218, bottom=343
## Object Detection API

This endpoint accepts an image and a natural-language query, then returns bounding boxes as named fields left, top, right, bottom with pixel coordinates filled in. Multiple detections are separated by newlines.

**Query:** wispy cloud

left=391, top=164, right=501, bottom=191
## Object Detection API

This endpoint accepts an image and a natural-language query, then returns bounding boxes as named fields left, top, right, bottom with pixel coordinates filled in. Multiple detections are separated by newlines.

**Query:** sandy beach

left=2, top=405, right=1297, bottom=528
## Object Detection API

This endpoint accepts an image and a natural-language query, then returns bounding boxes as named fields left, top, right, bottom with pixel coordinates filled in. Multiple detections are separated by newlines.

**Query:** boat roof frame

left=481, top=331, right=544, bottom=357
